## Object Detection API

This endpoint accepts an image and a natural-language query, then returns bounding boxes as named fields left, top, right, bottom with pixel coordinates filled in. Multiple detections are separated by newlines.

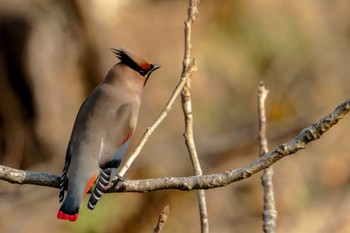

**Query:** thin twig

left=258, top=82, right=269, bottom=157
left=180, top=0, right=209, bottom=233
left=182, top=0, right=200, bottom=176
left=1, top=98, right=349, bottom=192
left=153, top=205, right=170, bottom=233
left=257, top=82, right=277, bottom=233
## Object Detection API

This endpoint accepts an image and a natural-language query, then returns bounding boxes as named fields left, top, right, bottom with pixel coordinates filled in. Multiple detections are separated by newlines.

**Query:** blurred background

left=1, top=0, right=350, bottom=232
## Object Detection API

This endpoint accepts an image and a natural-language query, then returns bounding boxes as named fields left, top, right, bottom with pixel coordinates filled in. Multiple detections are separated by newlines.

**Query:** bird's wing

left=98, top=103, right=134, bottom=169
left=58, top=96, right=98, bottom=203
left=88, top=103, right=134, bottom=210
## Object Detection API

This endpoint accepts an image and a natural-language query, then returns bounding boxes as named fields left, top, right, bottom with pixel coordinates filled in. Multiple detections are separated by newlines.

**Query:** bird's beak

left=148, top=64, right=160, bottom=74
left=144, top=64, right=160, bottom=86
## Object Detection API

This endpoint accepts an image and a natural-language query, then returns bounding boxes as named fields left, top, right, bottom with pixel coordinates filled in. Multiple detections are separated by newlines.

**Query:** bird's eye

left=138, top=69, right=146, bottom=76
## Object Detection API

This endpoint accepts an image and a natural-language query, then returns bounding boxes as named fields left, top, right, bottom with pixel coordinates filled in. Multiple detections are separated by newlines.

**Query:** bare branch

left=153, top=205, right=170, bottom=233
left=1, top=99, right=349, bottom=193
left=0, top=165, right=60, bottom=187
left=182, top=1, right=201, bottom=176
left=257, top=82, right=277, bottom=233
left=180, top=0, right=209, bottom=232
left=258, top=81, right=269, bottom=157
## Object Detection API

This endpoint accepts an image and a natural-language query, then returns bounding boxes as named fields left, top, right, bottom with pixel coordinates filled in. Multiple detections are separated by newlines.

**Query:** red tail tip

left=57, top=211, right=78, bottom=222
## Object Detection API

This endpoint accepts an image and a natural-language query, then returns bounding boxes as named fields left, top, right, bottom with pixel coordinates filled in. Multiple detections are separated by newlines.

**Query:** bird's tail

left=57, top=197, right=81, bottom=221
left=88, top=168, right=111, bottom=210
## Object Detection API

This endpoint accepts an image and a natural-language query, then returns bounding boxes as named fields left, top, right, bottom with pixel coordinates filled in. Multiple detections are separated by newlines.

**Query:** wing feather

left=98, top=103, right=134, bottom=168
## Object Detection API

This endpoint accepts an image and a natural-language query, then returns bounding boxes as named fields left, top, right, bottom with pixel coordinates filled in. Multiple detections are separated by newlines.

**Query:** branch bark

left=153, top=205, right=170, bottom=233
left=257, top=82, right=277, bottom=233
left=1, top=98, right=349, bottom=192
left=180, top=1, right=209, bottom=233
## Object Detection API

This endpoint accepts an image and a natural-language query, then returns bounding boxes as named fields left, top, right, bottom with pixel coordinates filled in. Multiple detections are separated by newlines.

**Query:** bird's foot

left=111, top=175, right=128, bottom=184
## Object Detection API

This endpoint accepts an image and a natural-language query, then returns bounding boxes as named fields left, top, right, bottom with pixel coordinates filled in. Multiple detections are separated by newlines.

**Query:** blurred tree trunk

left=0, top=14, right=44, bottom=168
left=0, top=0, right=101, bottom=169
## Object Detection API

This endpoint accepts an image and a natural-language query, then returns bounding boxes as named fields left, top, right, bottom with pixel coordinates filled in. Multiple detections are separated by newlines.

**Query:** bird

left=57, top=47, right=160, bottom=221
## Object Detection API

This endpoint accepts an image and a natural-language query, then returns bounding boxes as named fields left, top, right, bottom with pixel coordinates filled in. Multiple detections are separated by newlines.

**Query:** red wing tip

left=121, top=131, right=133, bottom=145
left=57, top=211, right=78, bottom=222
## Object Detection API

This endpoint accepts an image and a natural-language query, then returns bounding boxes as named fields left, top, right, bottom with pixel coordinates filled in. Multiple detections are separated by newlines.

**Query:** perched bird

left=57, top=47, right=160, bottom=221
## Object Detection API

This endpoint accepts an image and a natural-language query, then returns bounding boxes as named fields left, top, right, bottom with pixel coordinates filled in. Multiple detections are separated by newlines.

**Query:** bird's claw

left=111, top=175, right=128, bottom=184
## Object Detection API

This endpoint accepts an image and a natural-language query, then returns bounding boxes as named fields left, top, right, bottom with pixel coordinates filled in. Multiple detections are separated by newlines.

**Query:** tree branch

left=180, top=0, right=209, bottom=233
left=257, top=82, right=277, bottom=233
left=1, top=98, right=349, bottom=193
left=153, top=205, right=170, bottom=233
left=0, top=165, right=60, bottom=187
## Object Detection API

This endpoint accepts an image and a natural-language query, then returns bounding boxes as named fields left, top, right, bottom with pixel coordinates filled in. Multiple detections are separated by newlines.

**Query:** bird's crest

left=111, top=48, right=151, bottom=75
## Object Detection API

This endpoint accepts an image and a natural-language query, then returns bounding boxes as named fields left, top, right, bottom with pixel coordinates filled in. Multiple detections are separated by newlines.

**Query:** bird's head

left=111, top=48, right=160, bottom=86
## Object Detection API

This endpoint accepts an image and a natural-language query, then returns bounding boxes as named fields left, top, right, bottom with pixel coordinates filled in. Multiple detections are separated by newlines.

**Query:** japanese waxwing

left=57, top=47, right=160, bottom=221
